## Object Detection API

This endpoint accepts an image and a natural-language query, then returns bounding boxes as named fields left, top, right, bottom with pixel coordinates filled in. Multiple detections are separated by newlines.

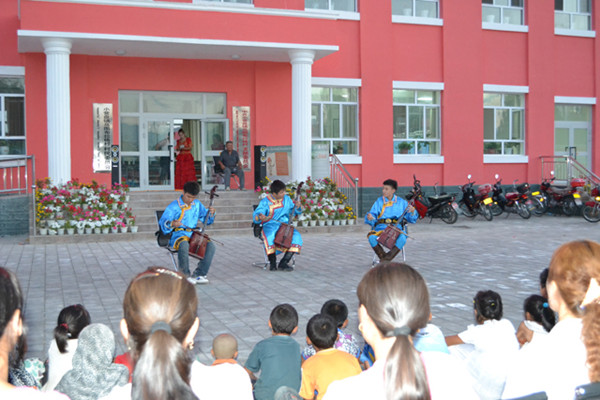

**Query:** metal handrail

left=540, top=155, right=600, bottom=188
left=329, top=154, right=359, bottom=214
left=0, top=155, right=35, bottom=195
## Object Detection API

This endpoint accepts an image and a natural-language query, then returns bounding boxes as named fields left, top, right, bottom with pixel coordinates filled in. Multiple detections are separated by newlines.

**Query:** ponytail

left=582, top=303, right=600, bottom=382
left=54, top=323, right=70, bottom=353
left=385, top=332, right=431, bottom=400
left=53, top=304, right=91, bottom=353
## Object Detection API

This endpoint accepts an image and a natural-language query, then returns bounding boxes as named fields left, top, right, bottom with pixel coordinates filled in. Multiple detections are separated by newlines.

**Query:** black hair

left=523, top=294, right=556, bottom=333
left=225, top=141, right=233, bottom=145
left=306, top=314, right=337, bottom=350
left=54, top=304, right=92, bottom=353
left=320, top=299, right=348, bottom=328
left=183, top=181, right=200, bottom=196
left=539, top=268, right=549, bottom=290
left=0, top=267, right=26, bottom=365
left=473, top=290, right=503, bottom=323
left=269, top=180, right=286, bottom=195
left=269, top=304, right=298, bottom=334
left=383, top=179, right=398, bottom=191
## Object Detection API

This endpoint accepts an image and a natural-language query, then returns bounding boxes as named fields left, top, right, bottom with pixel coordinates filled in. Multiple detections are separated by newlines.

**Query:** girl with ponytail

left=324, top=263, right=476, bottom=400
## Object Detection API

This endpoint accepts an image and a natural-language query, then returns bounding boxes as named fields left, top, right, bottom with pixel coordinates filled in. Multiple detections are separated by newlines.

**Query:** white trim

left=483, top=155, right=529, bottom=164
left=0, top=66, right=25, bottom=76
left=554, top=96, right=596, bottom=105
left=312, top=77, right=361, bottom=87
left=482, top=22, right=528, bottom=33
left=391, top=16, right=443, bottom=26
left=335, top=155, right=362, bottom=164
left=393, top=81, right=444, bottom=91
left=483, top=84, right=529, bottom=94
left=394, top=155, right=444, bottom=164
left=555, top=28, right=596, bottom=38
left=304, top=9, right=360, bottom=21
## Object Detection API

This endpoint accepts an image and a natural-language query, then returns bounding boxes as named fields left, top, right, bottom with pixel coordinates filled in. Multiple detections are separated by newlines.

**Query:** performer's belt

left=376, top=218, right=399, bottom=225
left=174, top=227, right=194, bottom=232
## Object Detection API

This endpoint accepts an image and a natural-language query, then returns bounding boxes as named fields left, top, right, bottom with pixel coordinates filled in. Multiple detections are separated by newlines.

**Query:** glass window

left=199, top=0, right=252, bottom=3
left=393, top=89, right=441, bottom=155
left=0, top=77, right=26, bottom=156
left=483, top=92, right=525, bottom=155
left=392, top=0, right=440, bottom=18
left=311, top=86, right=359, bottom=155
left=305, top=0, right=356, bottom=12
left=482, top=0, right=524, bottom=25
left=555, top=0, right=592, bottom=30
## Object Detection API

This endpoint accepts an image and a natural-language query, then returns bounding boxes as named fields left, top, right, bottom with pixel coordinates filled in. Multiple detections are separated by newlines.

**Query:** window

left=311, top=87, right=358, bottom=155
left=305, top=0, right=356, bottom=12
left=483, top=93, right=525, bottom=155
left=0, top=77, right=25, bottom=156
left=392, top=90, right=440, bottom=155
left=555, top=0, right=592, bottom=30
left=196, top=0, right=252, bottom=4
left=482, top=0, right=523, bottom=25
left=392, top=0, right=439, bottom=18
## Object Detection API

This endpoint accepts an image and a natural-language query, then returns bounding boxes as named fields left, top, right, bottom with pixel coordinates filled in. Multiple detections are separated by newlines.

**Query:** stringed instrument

left=188, top=185, right=218, bottom=260
left=274, top=182, right=304, bottom=249
left=377, top=198, right=414, bottom=250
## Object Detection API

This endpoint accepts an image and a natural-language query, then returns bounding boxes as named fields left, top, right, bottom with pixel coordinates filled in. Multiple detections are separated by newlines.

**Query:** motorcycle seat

left=427, top=194, right=452, bottom=202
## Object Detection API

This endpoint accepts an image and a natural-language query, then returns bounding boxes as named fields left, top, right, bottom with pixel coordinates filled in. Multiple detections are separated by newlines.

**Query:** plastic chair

left=372, top=220, right=407, bottom=266
left=251, top=206, right=295, bottom=270
left=214, top=156, right=240, bottom=189
left=155, top=210, right=178, bottom=271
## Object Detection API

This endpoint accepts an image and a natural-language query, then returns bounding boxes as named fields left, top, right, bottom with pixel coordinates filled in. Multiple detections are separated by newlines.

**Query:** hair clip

left=543, top=302, right=549, bottom=308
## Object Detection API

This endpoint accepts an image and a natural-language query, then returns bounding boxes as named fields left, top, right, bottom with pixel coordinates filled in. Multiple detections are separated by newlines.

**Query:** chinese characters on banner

left=232, top=106, right=251, bottom=171
left=93, top=103, right=113, bottom=172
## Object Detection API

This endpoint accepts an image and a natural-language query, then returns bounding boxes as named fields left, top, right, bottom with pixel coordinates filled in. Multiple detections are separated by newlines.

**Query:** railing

left=329, top=154, right=359, bottom=214
left=540, top=155, right=600, bottom=189
left=0, top=155, right=35, bottom=196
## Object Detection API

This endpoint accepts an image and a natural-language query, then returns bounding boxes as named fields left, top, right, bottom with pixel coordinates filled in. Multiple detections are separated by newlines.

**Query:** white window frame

left=0, top=67, right=26, bottom=158
left=391, top=0, right=443, bottom=26
left=483, top=84, right=528, bottom=164
left=311, top=78, right=361, bottom=164
left=392, top=81, right=444, bottom=164
left=305, top=0, right=358, bottom=15
left=193, top=0, right=254, bottom=6
left=554, top=0, right=594, bottom=34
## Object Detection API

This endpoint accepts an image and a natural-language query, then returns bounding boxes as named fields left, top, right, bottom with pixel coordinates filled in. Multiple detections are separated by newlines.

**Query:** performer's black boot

left=278, top=251, right=294, bottom=272
left=268, top=253, right=277, bottom=271
left=373, top=244, right=387, bottom=261
left=382, top=246, right=401, bottom=261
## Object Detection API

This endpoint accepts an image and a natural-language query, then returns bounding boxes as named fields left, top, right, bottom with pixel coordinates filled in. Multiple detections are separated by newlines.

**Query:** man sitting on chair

left=365, top=179, right=417, bottom=261
left=218, top=141, right=245, bottom=191
left=159, top=181, right=216, bottom=284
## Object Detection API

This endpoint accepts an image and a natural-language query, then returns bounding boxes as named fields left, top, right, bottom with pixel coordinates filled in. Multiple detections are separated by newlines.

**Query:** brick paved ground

left=1, top=214, right=598, bottom=366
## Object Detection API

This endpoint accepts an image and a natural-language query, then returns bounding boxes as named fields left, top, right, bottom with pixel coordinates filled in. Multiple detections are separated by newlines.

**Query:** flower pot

left=77, top=228, right=85, bottom=235
left=94, top=228, right=102, bottom=234
left=112, top=204, right=118, bottom=210
left=48, top=230, right=57, bottom=236
left=57, top=228, right=65, bottom=235
left=301, top=221, right=309, bottom=227
left=291, top=221, right=298, bottom=227
left=67, top=228, right=75, bottom=235
left=318, top=219, right=327, bottom=226
left=309, top=220, right=318, bottom=227
left=120, top=226, right=128, bottom=233
left=101, top=227, right=110, bottom=234
left=333, top=220, right=341, bottom=226
left=348, top=219, right=355, bottom=225
left=111, top=227, right=119, bottom=234
left=85, top=228, right=94, bottom=234
left=39, top=228, right=48, bottom=235
left=125, top=195, right=130, bottom=202
left=130, top=226, right=138, bottom=233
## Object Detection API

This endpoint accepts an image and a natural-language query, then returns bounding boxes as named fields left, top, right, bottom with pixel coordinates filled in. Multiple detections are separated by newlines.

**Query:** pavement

left=1, top=213, right=598, bottom=366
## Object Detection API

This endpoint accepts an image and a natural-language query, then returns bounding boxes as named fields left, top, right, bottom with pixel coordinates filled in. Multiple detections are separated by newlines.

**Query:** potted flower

left=65, top=220, right=76, bottom=235
left=309, top=213, right=318, bottom=227
left=397, top=141, right=414, bottom=154
left=117, top=220, right=127, bottom=233
left=129, top=216, right=138, bottom=233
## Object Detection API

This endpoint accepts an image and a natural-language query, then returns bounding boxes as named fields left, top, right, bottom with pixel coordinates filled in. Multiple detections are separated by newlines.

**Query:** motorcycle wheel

left=459, top=202, right=476, bottom=218
left=440, top=204, right=458, bottom=224
left=582, top=204, right=600, bottom=222
left=479, top=204, right=493, bottom=221
left=529, top=197, right=545, bottom=216
left=490, top=203, right=503, bottom=217
left=562, top=198, right=579, bottom=216
left=516, top=202, right=531, bottom=219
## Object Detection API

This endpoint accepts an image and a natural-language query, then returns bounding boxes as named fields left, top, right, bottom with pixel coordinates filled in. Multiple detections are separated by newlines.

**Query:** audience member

left=413, top=316, right=449, bottom=354
left=539, top=267, right=549, bottom=299
left=42, top=304, right=91, bottom=392
left=515, top=294, right=556, bottom=348
left=245, top=304, right=301, bottom=400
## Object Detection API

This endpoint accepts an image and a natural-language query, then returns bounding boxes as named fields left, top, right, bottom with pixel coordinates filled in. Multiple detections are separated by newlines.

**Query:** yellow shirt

left=299, top=348, right=362, bottom=400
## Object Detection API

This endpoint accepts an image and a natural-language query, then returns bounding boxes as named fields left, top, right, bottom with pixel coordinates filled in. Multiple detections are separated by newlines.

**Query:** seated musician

left=365, top=179, right=418, bottom=261
left=253, top=179, right=302, bottom=272
left=159, top=181, right=216, bottom=285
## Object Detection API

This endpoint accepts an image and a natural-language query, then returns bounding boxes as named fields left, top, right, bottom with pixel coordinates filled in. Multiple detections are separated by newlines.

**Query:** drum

left=274, top=223, right=294, bottom=249
left=377, top=225, right=403, bottom=249
left=189, top=231, right=209, bottom=260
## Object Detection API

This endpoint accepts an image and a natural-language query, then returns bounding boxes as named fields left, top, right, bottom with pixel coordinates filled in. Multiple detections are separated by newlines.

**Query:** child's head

left=320, top=299, right=348, bottom=329
left=54, top=304, right=91, bottom=353
left=523, top=294, right=556, bottom=333
left=306, top=313, right=337, bottom=350
left=211, top=333, right=238, bottom=360
left=473, top=290, right=503, bottom=323
left=183, top=181, right=200, bottom=196
left=269, top=304, right=298, bottom=335
left=539, top=267, right=549, bottom=298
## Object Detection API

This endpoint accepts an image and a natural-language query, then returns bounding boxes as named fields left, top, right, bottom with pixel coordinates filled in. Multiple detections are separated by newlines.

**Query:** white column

left=289, top=50, right=314, bottom=182
left=43, top=38, right=72, bottom=185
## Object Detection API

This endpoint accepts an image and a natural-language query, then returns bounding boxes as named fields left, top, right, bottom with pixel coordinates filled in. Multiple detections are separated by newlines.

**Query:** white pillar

left=43, top=38, right=72, bottom=185
left=289, top=50, right=314, bottom=182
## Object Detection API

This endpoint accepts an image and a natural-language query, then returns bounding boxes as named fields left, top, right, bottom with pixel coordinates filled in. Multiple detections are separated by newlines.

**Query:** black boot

left=373, top=244, right=387, bottom=261
left=278, top=251, right=294, bottom=271
left=268, top=253, right=277, bottom=271
left=382, top=246, right=401, bottom=261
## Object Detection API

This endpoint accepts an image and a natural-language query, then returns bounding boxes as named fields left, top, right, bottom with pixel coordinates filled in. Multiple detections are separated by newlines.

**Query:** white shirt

left=3, top=387, right=69, bottom=399
left=190, top=361, right=253, bottom=400
left=42, top=339, right=78, bottom=392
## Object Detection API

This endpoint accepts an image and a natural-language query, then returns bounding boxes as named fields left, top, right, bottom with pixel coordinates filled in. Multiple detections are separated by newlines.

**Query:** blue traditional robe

left=364, top=195, right=418, bottom=249
left=159, top=196, right=215, bottom=249
left=253, top=194, right=302, bottom=255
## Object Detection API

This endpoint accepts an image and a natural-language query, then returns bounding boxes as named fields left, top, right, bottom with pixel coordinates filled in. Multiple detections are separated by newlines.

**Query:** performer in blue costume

left=365, top=179, right=417, bottom=261
left=253, top=179, right=303, bottom=272
left=159, top=181, right=216, bottom=284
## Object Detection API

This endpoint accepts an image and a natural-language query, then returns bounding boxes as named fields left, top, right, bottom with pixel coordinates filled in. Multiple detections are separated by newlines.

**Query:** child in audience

left=191, top=333, right=252, bottom=400
left=516, top=294, right=556, bottom=347
left=245, top=304, right=301, bottom=400
left=42, top=304, right=91, bottom=392
left=539, top=267, right=549, bottom=298
left=299, top=314, right=361, bottom=400
left=445, top=290, right=519, bottom=400
left=302, top=299, right=360, bottom=361
left=413, top=315, right=450, bottom=354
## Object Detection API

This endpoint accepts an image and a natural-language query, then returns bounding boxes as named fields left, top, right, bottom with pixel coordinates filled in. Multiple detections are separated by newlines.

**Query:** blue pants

left=177, top=240, right=216, bottom=277
left=368, top=231, right=407, bottom=250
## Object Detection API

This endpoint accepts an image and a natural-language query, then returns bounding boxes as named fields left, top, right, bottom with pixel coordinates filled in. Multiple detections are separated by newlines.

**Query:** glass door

left=143, top=119, right=174, bottom=190
left=201, top=119, right=229, bottom=190
left=555, top=121, right=591, bottom=175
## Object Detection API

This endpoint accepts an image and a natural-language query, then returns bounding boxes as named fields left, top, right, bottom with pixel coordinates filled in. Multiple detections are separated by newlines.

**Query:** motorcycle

left=582, top=184, right=600, bottom=223
left=490, top=175, right=531, bottom=219
left=406, top=175, right=458, bottom=224
left=537, top=171, right=584, bottom=216
left=458, top=175, right=494, bottom=221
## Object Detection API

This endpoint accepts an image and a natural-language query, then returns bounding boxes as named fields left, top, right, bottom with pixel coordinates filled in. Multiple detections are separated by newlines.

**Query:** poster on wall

left=93, top=103, right=113, bottom=173
left=311, top=143, right=330, bottom=180
left=265, top=145, right=292, bottom=183
left=232, top=106, right=251, bottom=171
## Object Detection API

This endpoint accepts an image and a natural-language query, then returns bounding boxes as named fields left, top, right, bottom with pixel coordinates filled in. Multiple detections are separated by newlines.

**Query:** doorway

left=554, top=104, right=592, bottom=180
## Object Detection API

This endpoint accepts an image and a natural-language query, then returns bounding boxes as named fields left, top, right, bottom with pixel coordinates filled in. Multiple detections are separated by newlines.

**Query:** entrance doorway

left=554, top=104, right=592, bottom=180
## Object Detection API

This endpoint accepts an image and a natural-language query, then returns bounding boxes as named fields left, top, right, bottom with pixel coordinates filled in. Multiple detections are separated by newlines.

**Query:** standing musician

left=253, top=179, right=303, bottom=272
left=365, top=179, right=418, bottom=261
left=159, top=181, right=216, bottom=284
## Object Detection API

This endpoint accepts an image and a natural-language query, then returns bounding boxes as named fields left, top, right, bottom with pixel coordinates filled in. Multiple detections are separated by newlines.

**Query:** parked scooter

left=458, top=175, right=494, bottom=221
left=406, top=175, right=458, bottom=224
left=582, top=184, right=600, bottom=223
left=537, top=171, right=584, bottom=216
left=490, top=175, right=531, bottom=219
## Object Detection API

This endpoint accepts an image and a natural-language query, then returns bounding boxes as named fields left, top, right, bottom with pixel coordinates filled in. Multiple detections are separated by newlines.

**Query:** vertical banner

left=93, top=103, right=113, bottom=172
left=232, top=106, right=251, bottom=171
left=311, top=142, right=330, bottom=180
